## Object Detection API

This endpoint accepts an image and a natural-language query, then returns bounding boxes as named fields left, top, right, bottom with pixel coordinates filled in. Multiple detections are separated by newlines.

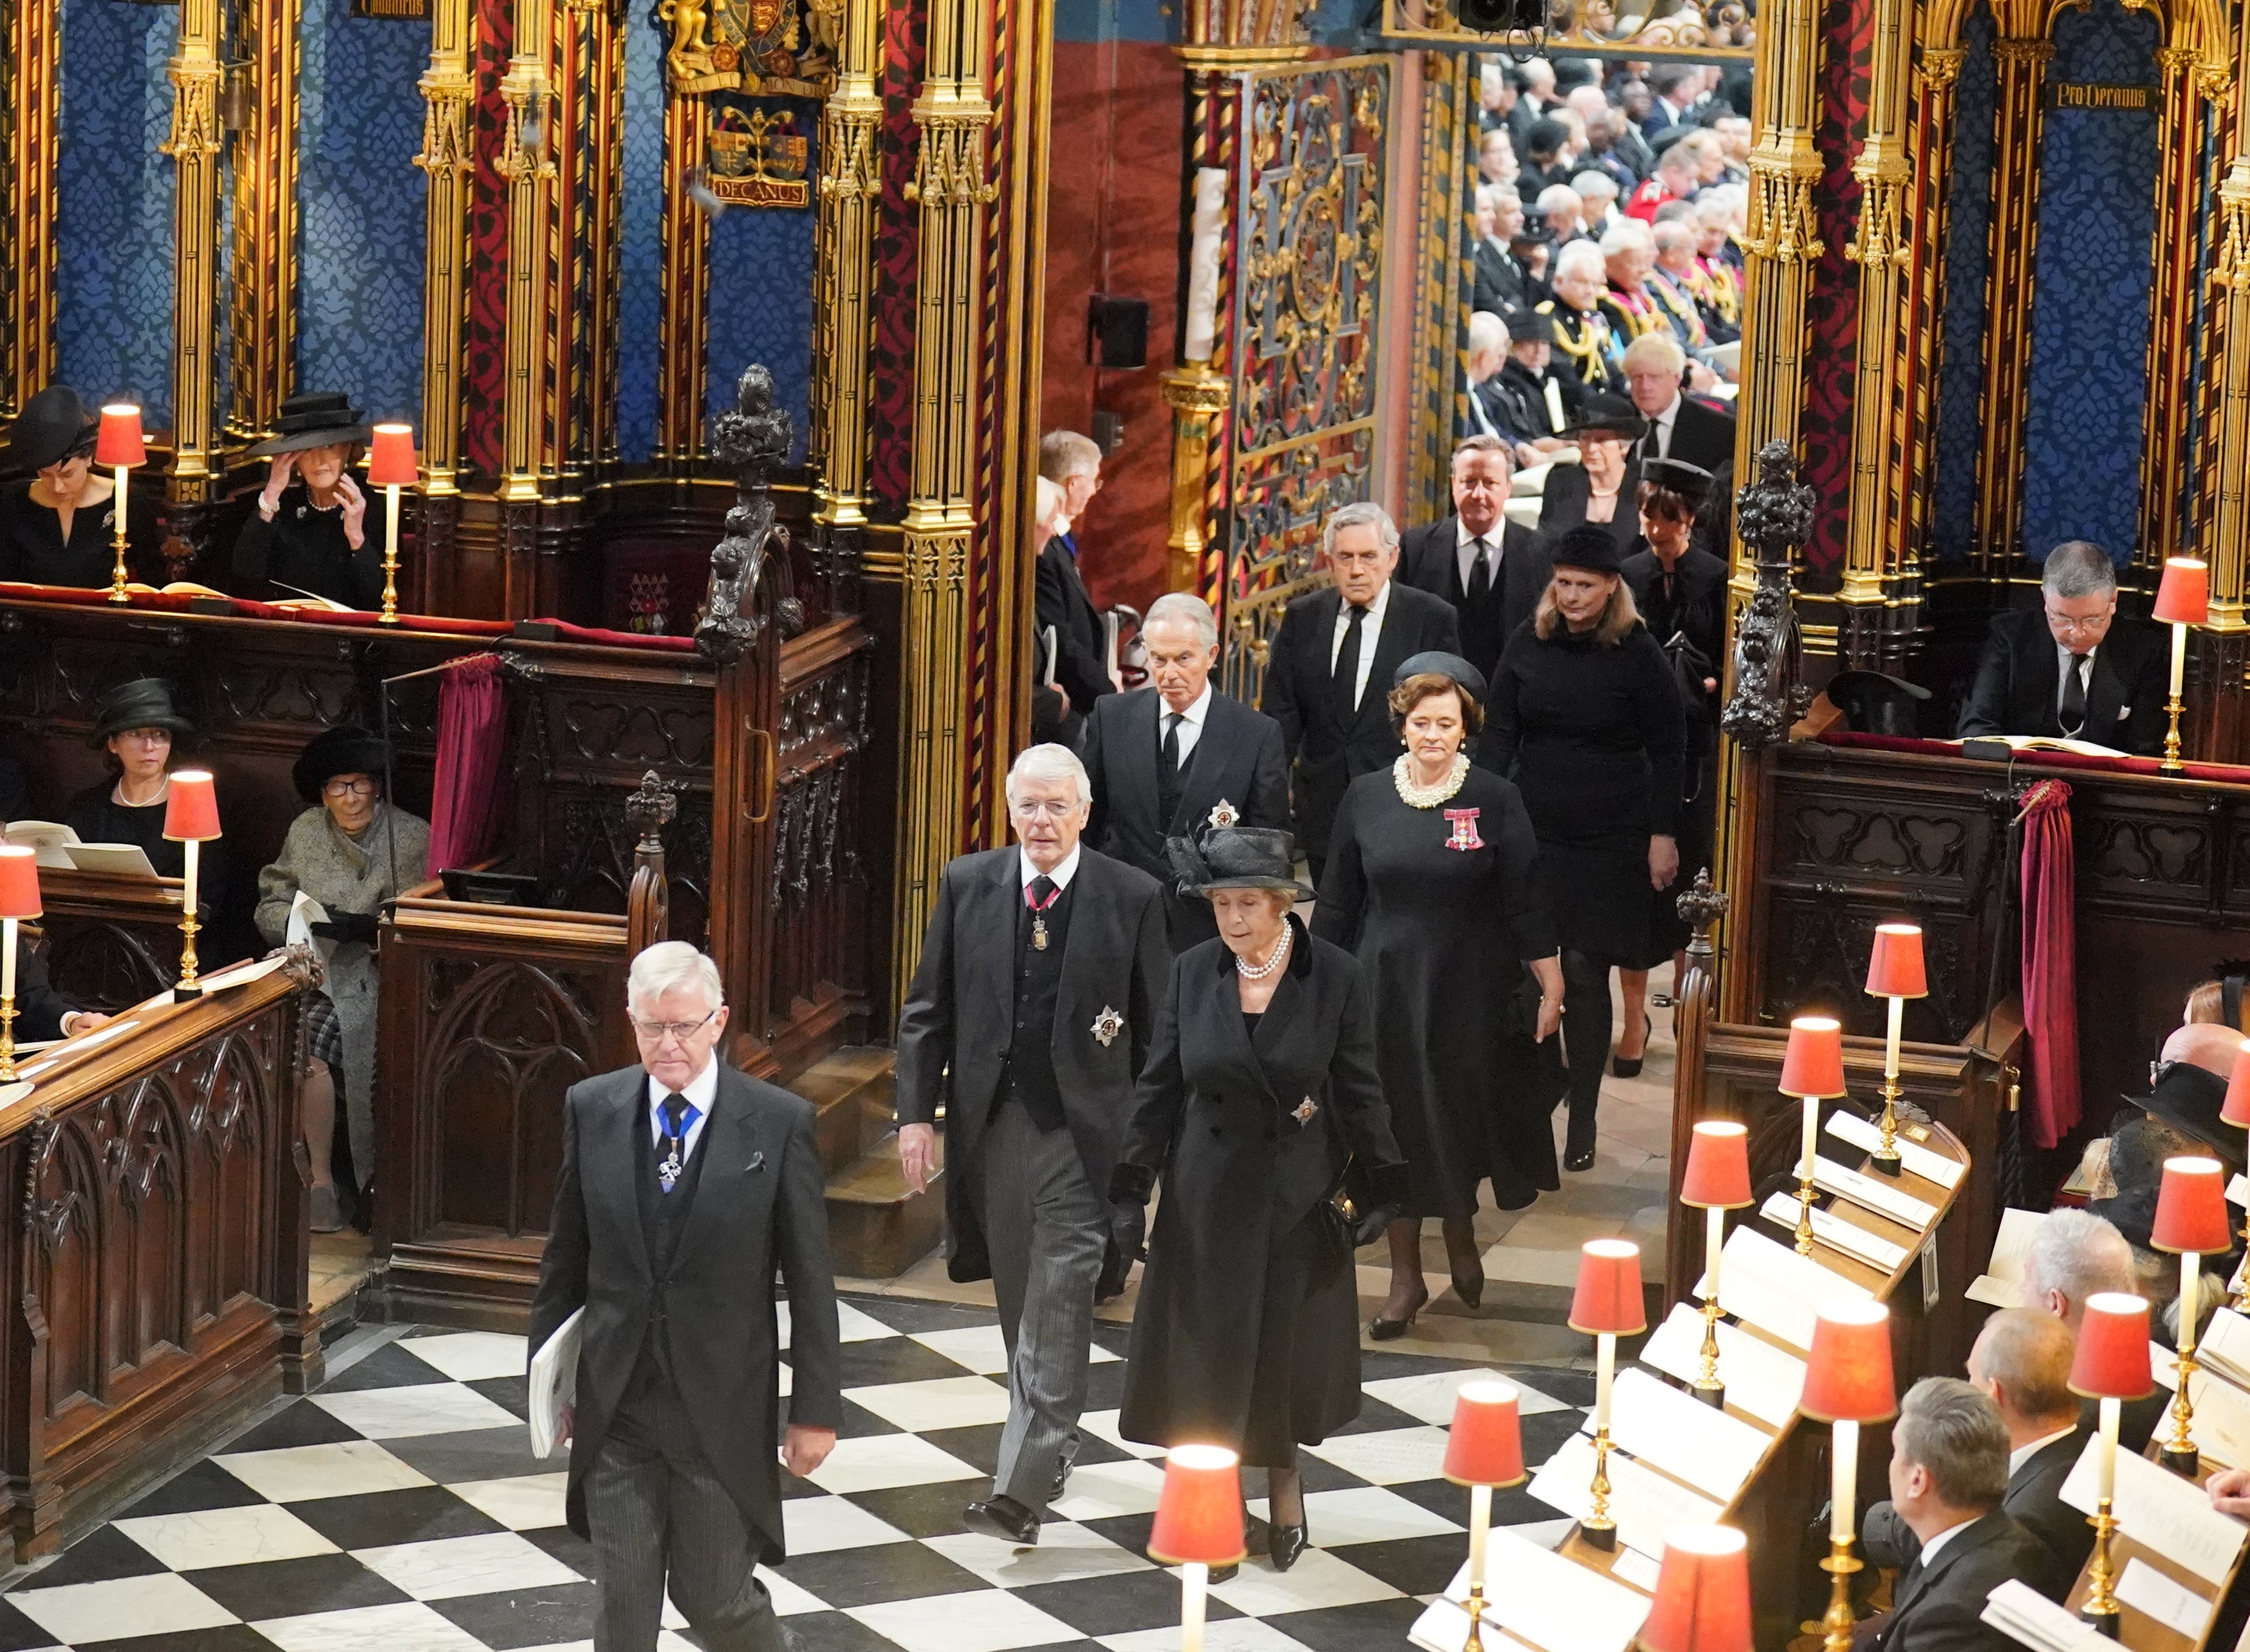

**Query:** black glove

left=1107, top=1161, right=1156, bottom=1206
left=311, top=910, right=379, bottom=945
left=1351, top=1206, right=1398, bottom=1249
left=1098, top=1203, right=1147, bottom=1303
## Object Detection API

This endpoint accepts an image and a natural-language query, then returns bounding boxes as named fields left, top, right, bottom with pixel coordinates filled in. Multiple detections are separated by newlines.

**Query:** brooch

left=1207, top=799, right=1239, bottom=829
left=1090, top=1006, right=1125, bottom=1047
left=1293, top=1096, right=1319, bottom=1125
left=1444, top=807, right=1484, bottom=852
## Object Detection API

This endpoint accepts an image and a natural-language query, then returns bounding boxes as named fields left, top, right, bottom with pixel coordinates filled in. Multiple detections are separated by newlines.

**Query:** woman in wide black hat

left=231, top=392, right=388, bottom=610
left=1111, top=827, right=1409, bottom=1576
left=60, top=678, right=226, bottom=901
left=0, top=384, right=160, bottom=588
left=1614, top=456, right=1729, bottom=1067
left=1535, top=390, right=1645, bottom=550
left=1312, top=651, right=1564, bottom=1338
left=254, top=724, right=431, bottom=1230
left=1485, top=525, right=1685, bottom=1172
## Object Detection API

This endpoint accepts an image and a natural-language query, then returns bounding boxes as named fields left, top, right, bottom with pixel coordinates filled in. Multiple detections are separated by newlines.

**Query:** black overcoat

left=527, top=1062, right=843, bottom=1561
left=1115, top=922, right=1407, bottom=1466
left=1084, top=687, right=1289, bottom=951
left=894, top=845, right=1170, bottom=1280
left=1955, top=607, right=2169, bottom=754
left=1397, top=516, right=1553, bottom=683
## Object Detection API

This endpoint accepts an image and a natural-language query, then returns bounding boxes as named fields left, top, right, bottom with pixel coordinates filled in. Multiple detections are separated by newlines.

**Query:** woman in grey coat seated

left=256, top=725, right=430, bottom=1231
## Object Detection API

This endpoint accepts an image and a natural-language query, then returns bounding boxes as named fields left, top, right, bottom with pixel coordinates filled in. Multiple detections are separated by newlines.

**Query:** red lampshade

left=1444, top=1381, right=1526, bottom=1488
left=1639, top=1525, right=1752, bottom=1652
left=367, top=423, right=418, bottom=489
left=0, top=847, right=39, bottom=921
left=2069, top=1292, right=2156, bottom=1401
left=1147, top=1444, right=1246, bottom=1567
left=1798, top=1300, right=1895, bottom=1424
left=2154, top=557, right=2211, bottom=627
left=95, top=404, right=146, bottom=468
left=1681, top=1121, right=1753, bottom=1210
left=1569, top=1239, right=1646, bottom=1337
left=1778, top=1016, right=1847, bottom=1099
left=2152, top=1155, right=2231, bottom=1255
left=2223, top=1040, right=2250, bottom=1131
left=162, top=771, right=220, bottom=842
left=1863, top=924, right=1927, bottom=1000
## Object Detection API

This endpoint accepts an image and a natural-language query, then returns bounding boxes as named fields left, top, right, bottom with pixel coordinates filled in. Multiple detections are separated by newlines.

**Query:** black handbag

left=1315, top=1155, right=1372, bottom=1255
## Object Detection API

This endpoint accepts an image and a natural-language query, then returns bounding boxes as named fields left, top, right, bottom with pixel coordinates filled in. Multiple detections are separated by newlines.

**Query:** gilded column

left=2135, top=50, right=2223, bottom=572
left=226, top=0, right=301, bottom=443
left=497, top=0, right=557, bottom=503
left=810, top=0, right=883, bottom=526
left=1160, top=368, right=1229, bottom=594
left=416, top=0, right=474, bottom=497
left=1838, top=0, right=1916, bottom=667
left=656, top=95, right=711, bottom=467
left=2209, top=175, right=2250, bottom=625
left=890, top=0, right=995, bottom=1005
left=1896, top=40, right=1965, bottom=566
left=580, top=0, right=626, bottom=472
left=1, top=0, right=60, bottom=417
left=164, top=0, right=225, bottom=493
left=1969, top=33, right=2050, bottom=577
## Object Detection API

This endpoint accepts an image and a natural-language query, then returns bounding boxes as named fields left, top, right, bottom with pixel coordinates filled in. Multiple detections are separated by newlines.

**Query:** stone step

left=790, top=1045, right=898, bottom=1182
left=825, top=1130, right=946, bottom=1281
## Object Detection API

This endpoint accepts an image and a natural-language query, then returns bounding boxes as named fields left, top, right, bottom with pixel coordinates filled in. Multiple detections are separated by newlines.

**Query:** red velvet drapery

left=2018, top=779, right=2081, bottom=1150
left=428, top=655, right=509, bottom=872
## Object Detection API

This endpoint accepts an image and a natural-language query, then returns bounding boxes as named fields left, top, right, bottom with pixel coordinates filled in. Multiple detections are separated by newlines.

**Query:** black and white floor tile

left=0, top=1296, right=1593, bottom=1652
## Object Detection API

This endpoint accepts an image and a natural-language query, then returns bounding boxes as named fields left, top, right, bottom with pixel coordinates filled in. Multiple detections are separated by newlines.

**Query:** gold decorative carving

left=1, top=0, right=61, bottom=418
left=416, top=0, right=474, bottom=495
left=1744, top=152, right=1824, bottom=263
left=1162, top=366, right=1230, bottom=594
left=659, top=0, right=837, bottom=95
left=498, top=16, right=557, bottom=504
left=706, top=105, right=810, bottom=207
left=225, top=0, right=299, bottom=446
left=165, top=0, right=224, bottom=494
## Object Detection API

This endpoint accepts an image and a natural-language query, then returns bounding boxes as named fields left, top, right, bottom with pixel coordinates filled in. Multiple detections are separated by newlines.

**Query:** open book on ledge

left=2, top=822, right=159, bottom=877
left=1946, top=733, right=2127, bottom=758
left=113, top=580, right=357, bottom=614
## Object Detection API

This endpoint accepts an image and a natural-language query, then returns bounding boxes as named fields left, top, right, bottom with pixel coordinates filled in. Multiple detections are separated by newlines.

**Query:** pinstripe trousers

left=588, top=1353, right=786, bottom=1652
left=975, top=1097, right=1105, bottom=1515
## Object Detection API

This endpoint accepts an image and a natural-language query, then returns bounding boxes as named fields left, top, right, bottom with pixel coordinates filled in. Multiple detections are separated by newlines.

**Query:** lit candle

left=2173, top=626, right=2188, bottom=697
left=1705, top=1206, right=1724, bottom=1304
left=182, top=837, right=199, bottom=932
left=1596, top=1331, right=1616, bottom=1430
left=1801, top=1092, right=1818, bottom=1183
left=2182, top=1252, right=2200, bottom=1359
left=1831, top=1418, right=1858, bottom=1544
left=1468, top=1483, right=1491, bottom=1591
left=2099, top=1395, right=2120, bottom=1501
left=1884, top=994, right=1904, bottom=1082
left=1181, top=1562, right=1207, bottom=1652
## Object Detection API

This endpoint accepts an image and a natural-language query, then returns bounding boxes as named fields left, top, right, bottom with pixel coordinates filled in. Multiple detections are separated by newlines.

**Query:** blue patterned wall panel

left=1929, top=4, right=1993, bottom=565
left=298, top=0, right=428, bottom=421
left=703, top=98, right=816, bottom=462
left=616, top=8, right=665, bottom=463
left=55, top=0, right=176, bottom=421
left=2018, top=0, right=2158, bottom=565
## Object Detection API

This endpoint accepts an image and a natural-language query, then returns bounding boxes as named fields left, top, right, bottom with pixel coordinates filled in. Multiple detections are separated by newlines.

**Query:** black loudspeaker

left=1455, top=0, right=1549, bottom=31
left=1088, top=295, right=1150, bottom=369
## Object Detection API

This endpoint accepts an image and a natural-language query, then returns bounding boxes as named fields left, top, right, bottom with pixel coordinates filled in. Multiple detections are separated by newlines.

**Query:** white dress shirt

left=1915, top=1517, right=1976, bottom=1571
left=1158, top=682, right=1214, bottom=768
left=647, top=1052, right=720, bottom=1164
left=2008, top=1425, right=2077, bottom=1478
left=1019, top=844, right=1082, bottom=891
left=2055, top=644, right=2097, bottom=725
left=1456, top=517, right=1503, bottom=592
left=1646, top=391, right=1682, bottom=460
left=1328, top=579, right=1392, bottom=712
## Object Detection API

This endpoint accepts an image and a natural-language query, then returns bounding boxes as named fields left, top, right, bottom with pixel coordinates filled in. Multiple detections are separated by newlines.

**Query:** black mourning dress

left=1484, top=619, right=1685, bottom=964
left=1115, top=921, right=1408, bottom=1467
left=0, top=480, right=158, bottom=589
left=62, top=782, right=228, bottom=914
left=1621, top=545, right=1728, bottom=963
left=231, top=483, right=389, bottom=609
left=1312, top=763, right=1560, bottom=1214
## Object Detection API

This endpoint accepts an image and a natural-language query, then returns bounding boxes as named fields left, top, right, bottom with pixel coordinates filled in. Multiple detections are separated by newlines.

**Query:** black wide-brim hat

left=1551, top=523, right=1627, bottom=576
left=1395, top=650, right=1489, bottom=707
left=1507, top=309, right=1557, bottom=344
left=247, top=392, right=374, bottom=458
left=1565, top=391, right=1645, bottom=440
left=7, top=384, right=97, bottom=473
left=2129, top=1063, right=2240, bottom=1162
left=1640, top=456, right=1714, bottom=506
left=293, top=724, right=393, bottom=803
left=88, top=677, right=195, bottom=746
left=1826, top=669, right=1931, bottom=737
left=1164, top=827, right=1316, bottom=902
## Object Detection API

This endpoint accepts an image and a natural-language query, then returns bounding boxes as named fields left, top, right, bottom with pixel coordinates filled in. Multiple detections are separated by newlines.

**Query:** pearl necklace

left=1236, top=924, right=1292, bottom=980
left=1392, top=751, right=1470, bottom=810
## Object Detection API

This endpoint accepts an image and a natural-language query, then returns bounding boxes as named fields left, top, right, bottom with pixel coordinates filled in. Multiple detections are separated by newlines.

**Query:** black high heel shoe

left=1611, top=1013, right=1654, bottom=1079
left=1564, top=1106, right=1599, bottom=1172
left=1369, top=1283, right=1428, bottom=1341
left=1270, top=1519, right=1311, bottom=1571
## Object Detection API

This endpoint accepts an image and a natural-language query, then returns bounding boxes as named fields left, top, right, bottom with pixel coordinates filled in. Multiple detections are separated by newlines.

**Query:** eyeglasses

left=630, top=1009, right=718, bottom=1044
left=1009, top=797, right=1083, bottom=820
left=2043, top=609, right=2111, bottom=636
left=323, top=778, right=377, bottom=799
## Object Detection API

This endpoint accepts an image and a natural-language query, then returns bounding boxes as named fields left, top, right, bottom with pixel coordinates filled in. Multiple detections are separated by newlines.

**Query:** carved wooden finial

left=626, top=770, right=679, bottom=852
left=1720, top=441, right=1816, bottom=753
left=696, top=363, right=803, bottom=664
left=1677, top=868, right=1730, bottom=956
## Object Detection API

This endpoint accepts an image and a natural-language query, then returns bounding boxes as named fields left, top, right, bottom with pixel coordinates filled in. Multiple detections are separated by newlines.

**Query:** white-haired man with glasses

left=529, top=941, right=840, bottom=1652
left=895, top=742, right=1170, bottom=1547
left=1956, top=538, right=2169, bottom=753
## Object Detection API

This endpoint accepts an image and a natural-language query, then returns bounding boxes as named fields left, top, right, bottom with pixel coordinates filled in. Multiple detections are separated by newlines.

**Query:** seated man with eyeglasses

left=254, top=725, right=431, bottom=1232
left=1955, top=538, right=2170, bottom=755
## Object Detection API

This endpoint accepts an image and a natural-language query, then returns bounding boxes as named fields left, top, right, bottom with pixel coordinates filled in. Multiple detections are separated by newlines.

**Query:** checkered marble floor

left=0, top=1295, right=1593, bottom=1652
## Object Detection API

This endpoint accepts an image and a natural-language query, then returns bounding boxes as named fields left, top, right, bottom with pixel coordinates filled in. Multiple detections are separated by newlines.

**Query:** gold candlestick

left=1817, top=1537, right=1863, bottom=1652
left=0, top=915, right=17, bottom=1083
left=107, top=463, right=132, bottom=603
left=1459, top=1583, right=1486, bottom=1652
left=1695, top=1292, right=1724, bottom=1403
left=2082, top=1495, right=2121, bottom=1635
left=2163, top=1251, right=2203, bottom=1477
left=379, top=484, right=402, bottom=623
left=2162, top=621, right=2187, bottom=773
left=1582, top=1424, right=1616, bottom=1551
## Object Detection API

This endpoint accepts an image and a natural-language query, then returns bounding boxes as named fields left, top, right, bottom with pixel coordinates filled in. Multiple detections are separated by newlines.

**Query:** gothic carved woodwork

left=625, top=770, right=679, bottom=954
left=1220, top=58, right=1390, bottom=703
left=7, top=976, right=313, bottom=1562
left=699, top=363, right=807, bottom=666
left=1721, top=443, right=1815, bottom=751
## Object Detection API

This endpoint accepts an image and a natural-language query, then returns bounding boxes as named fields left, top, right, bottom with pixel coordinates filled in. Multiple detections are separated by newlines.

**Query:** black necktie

left=659, top=1091, right=690, bottom=1191
left=2061, top=653, right=2088, bottom=734
left=1027, top=874, right=1058, bottom=910
left=1161, top=712, right=1182, bottom=779
left=1466, top=540, right=1491, bottom=605
left=1333, top=602, right=1367, bottom=714
left=1157, top=712, right=1184, bottom=824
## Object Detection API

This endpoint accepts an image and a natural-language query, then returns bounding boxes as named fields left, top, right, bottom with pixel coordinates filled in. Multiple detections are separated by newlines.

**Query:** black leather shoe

left=1209, top=1563, right=1239, bottom=1583
left=1270, top=1522, right=1310, bottom=1572
left=963, top=1494, right=1040, bottom=1547
left=1564, top=1108, right=1599, bottom=1172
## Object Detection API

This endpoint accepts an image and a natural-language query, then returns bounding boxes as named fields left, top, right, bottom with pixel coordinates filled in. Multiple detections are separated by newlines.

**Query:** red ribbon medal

left=1444, top=807, right=1483, bottom=851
